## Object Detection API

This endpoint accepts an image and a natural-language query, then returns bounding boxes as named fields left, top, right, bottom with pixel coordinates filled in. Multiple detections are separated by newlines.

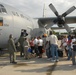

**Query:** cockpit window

left=0, top=4, right=4, bottom=7
left=1, top=8, right=6, bottom=12
left=0, top=4, right=7, bottom=13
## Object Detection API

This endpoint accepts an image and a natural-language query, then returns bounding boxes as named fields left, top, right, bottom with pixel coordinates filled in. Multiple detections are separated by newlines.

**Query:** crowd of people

left=8, top=30, right=76, bottom=65
left=60, top=34, right=76, bottom=65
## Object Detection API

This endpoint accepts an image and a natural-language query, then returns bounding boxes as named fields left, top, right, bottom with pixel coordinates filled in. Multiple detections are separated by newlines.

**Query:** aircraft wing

left=37, top=17, right=56, bottom=27
left=37, top=16, right=76, bottom=27
left=65, top=16, right=76, bottom=24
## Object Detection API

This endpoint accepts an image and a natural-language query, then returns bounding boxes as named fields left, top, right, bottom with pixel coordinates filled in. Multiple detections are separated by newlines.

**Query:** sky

left=0, top=0, right=76, bottom=32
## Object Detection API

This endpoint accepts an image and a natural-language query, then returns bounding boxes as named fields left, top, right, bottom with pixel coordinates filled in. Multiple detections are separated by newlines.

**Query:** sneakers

left=51, top=59, right=59, bottom=62
left=47, top=58, right=51, bottom=60
left=51, top=60, right=56, bottom=62
left=56, top=59, right=59, bottom=62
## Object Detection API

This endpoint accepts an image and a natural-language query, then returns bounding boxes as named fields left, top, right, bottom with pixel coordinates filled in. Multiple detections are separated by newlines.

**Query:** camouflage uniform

left=23, top=38, right=30, bottom=59
left=18, top=36, right=25, bottom=57
left=8, top=35, right=17, bottom=63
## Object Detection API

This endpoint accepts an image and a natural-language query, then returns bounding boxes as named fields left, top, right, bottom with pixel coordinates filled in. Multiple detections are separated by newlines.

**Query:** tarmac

left=0, top=51, right=76, bottom=75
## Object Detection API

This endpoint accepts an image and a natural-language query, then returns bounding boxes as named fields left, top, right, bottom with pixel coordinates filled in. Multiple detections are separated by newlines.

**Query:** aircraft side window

left=0, top=4, right=7, bottom=13
left=12, top=11, right=19, bottom=16
left=12, top=11, right=16, bottom=16
left=1, top=8, right=7, bottom=13
left=20, top=14, right=25, bottom=18
left=16, top=12, right=19, bottom=16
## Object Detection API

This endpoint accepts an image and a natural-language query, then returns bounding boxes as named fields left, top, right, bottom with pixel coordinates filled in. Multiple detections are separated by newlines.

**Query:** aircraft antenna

left=43, top=4, right=46, bottom=17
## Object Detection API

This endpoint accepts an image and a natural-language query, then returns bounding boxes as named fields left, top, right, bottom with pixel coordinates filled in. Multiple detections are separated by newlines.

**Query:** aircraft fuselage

left=0, top=3, right=39, bottom=48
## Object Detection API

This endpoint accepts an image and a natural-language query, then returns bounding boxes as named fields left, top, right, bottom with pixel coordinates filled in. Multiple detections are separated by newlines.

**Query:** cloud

left=0, top=0, right=76, bottom=18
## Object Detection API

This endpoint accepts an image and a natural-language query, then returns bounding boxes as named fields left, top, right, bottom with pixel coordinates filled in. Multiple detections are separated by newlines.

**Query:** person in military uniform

left=23, top=38, right=30, bottom=59
left=18, top=33, right=25, bottom=57
left=8, top=34, right=17, bottom=64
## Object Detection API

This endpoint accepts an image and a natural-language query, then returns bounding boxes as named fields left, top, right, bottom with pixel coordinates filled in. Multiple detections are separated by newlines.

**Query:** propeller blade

left=64, top=24, right=71, bottom=33
left=49, top=3, right=59, bottom=17
left=62, top=6, right=76, bottom=17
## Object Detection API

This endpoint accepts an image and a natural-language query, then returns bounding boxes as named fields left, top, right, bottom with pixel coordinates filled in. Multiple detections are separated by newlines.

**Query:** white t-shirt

left=38, top=39, right=43, bottom=46
left=71, top=38, right=76, bottom=49
left=48, top=34, right=58, bottom=45
left=61, top=38, right=68, bottom=47
left=33, top=38, right=38, bottom=45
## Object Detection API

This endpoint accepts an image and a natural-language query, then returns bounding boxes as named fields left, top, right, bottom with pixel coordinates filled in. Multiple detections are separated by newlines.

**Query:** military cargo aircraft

left=0, top=3, right=76, bottom=48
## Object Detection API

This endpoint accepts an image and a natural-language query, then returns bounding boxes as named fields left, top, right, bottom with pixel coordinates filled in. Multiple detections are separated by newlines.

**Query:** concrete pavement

left=0, top=52, right=76, bottom=75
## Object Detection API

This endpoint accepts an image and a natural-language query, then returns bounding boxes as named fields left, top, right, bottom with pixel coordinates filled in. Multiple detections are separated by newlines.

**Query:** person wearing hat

left=44, top=34, right=48, bottom=37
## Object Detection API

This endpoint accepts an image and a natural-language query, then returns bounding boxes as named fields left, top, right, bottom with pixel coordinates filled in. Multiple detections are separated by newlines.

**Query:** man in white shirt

left=37, top=36, right=43, bottom=58
left=33, top=37, right=39, bottom=56
left=48, top=31, right=59, bottom=62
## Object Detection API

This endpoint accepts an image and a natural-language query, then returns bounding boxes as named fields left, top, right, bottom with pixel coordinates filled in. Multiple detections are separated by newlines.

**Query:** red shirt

left=30, top=40, right=34, bottom=46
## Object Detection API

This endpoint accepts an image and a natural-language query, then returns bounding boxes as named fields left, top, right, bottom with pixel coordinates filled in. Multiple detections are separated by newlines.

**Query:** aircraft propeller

left=49, top=3, right=76, bottom=33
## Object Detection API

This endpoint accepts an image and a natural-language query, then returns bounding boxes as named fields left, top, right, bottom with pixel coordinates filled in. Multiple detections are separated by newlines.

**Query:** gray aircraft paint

left=0, top=3, right=40, bottom=48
